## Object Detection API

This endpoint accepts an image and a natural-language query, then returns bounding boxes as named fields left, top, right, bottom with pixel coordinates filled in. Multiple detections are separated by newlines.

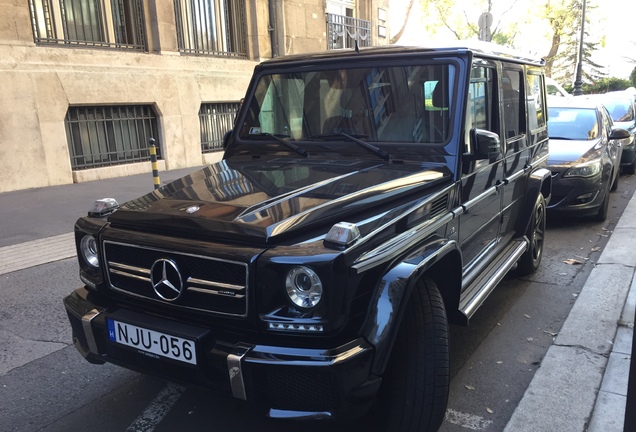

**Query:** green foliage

left=563, top=77, right=631, bottom=94
left=631, top=67, right=636, bottom=86
left=544, top=0, right=605, bottom=84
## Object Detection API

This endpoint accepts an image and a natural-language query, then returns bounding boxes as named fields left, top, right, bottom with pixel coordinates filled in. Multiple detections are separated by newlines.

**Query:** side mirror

left=609, top=127, right=631, bottom=140
left=468, top=128, right=501, bottom=160
left=222, top=130, right=232, bottom=149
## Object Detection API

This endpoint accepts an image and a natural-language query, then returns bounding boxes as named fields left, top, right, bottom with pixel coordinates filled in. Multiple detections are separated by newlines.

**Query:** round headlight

left=80, top=235, right=99, bottom=268
left=285, top=266, right=323, bottom=309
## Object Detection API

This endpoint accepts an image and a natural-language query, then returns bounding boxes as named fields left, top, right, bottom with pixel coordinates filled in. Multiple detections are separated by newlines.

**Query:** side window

left=526, top=73, right=546, bottom=131
left=466, top=64, right=497, bottom=153
left=502, top=69, right=523, bottom=139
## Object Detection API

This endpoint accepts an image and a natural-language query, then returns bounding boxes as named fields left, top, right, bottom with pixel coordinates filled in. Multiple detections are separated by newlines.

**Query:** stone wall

left=0, top=0, right=390, bottom=193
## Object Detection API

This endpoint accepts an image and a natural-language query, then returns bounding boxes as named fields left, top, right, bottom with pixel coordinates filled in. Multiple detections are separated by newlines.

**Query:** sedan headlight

left=564, top=160, right=601, bottom=178
left=285, top=266, right=323, bottom=309
left=80, top=235, right=99, bottom=268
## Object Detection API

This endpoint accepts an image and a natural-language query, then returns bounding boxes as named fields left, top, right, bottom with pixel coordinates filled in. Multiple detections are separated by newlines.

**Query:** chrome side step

left=459, top=238, right=528, bottom=322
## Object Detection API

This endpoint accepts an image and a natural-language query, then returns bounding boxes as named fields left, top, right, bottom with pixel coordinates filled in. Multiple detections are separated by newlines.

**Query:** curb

left=504, top=195, right=636, bottom=431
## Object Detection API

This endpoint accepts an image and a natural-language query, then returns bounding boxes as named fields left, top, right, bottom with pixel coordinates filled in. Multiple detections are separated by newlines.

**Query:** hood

left=547, top=138, right=603, bottom=165
left=108, top=158, right=451, bottom=244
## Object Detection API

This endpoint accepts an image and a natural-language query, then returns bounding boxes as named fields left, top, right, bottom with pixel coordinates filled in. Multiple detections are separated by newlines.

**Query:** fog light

left=80, top=235, right=99, bottom=268
left=285, top=266, right=323, bottom=309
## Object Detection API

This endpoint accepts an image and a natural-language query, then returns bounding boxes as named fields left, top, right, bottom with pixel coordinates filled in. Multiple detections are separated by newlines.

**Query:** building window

left=199, top=102, right=241, bottom=153
left=28, top=0, right=146, bottom=50
left=174, top=0, right=247, bottom=57
left=65, top=105, right=160, bottom=170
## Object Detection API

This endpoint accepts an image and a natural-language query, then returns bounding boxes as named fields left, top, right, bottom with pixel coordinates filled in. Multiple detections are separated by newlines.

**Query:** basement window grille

left=199, top=102, right=241, bottom=153
left=65, top=105, right=160, bottom=170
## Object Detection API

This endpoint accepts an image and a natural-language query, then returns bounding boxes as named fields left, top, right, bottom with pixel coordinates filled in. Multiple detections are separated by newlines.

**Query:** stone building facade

left=0, top=0, right=389, bottom=193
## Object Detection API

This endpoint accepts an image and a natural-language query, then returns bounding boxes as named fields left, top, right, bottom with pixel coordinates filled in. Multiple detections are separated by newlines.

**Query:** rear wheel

left=373, top=278, right=449, bottom=432
left=516, top=194, right=546, bottom=276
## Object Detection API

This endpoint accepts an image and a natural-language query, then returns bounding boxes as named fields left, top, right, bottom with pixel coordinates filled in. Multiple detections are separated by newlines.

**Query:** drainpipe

left=268, top=0, right=279, bottom=58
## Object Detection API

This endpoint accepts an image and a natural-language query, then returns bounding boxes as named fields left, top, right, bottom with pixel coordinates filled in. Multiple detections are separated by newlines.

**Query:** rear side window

left=526, top=73, right=546, bottom=131
left=502, top=69, right=523, bottom=139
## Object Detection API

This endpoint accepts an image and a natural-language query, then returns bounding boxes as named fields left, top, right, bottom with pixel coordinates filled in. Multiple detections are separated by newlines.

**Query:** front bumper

left=63, top=287, right=379, bottom=420
left=547, top=175, right=608, bottom=216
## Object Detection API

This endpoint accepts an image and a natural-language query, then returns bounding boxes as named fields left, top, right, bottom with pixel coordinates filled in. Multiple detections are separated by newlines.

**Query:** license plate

left=107, top=319, right=197, bottom=365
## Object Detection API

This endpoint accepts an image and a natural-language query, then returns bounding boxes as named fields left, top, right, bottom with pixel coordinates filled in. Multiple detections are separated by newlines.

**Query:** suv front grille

left=103, top=241, right=248, bottom=317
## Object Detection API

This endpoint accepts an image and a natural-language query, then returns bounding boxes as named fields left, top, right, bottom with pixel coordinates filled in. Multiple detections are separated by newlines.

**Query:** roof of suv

left=257, top=42, right=544, bottom=68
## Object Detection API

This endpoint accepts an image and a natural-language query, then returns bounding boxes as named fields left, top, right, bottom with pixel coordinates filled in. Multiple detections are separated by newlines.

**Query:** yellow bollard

left=149, top=138, right=160, bottom=190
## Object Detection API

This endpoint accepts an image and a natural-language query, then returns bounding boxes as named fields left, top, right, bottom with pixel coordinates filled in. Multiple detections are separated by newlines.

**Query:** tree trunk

left=390, top=0, right=416, bottom=44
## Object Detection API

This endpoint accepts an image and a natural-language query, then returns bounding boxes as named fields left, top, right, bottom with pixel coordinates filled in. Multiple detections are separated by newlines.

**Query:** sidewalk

left=505, top=197, right=636, bottom=431
left=0, top=166, right=200, bottom=275
left=1, top=167, right=634, bottom=431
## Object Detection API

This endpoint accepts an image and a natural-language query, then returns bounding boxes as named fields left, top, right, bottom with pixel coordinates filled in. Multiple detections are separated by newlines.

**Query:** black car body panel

left=64, top=43, right=551, bottom=424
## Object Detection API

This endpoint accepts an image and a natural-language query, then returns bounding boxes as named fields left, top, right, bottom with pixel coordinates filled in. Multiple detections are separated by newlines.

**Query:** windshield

left=548, top=107, right=599, bottom=140
left=239, top=64, right=456, bottom=144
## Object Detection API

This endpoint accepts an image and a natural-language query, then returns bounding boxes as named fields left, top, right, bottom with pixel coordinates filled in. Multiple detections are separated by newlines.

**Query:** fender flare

left=516, top=167, right=551, bottom=236
left=359, top=239, right=460, bottom=375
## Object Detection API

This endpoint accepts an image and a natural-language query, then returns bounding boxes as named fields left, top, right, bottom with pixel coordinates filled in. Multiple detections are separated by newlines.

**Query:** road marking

left=126, top=383, right=184, bottom=432
left=0, top=232, right=75, bottom=275
left=445, top=408, right=494, bottom=430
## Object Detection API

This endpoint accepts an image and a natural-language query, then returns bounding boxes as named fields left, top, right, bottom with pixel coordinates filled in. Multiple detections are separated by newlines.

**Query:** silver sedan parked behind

left=547, top=98, right=630, bottom=221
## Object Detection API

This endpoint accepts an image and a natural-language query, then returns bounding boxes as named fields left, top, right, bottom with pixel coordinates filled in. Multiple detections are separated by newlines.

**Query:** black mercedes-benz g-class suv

left=64, top=43, right=551, bottom=432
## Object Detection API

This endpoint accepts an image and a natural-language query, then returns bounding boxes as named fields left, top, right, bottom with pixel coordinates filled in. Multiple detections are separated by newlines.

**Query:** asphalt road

left=1, top=173, right=634, bottom=432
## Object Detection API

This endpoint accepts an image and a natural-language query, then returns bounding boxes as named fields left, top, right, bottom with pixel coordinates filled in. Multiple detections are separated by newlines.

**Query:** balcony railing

left=326, top=13, right=370, bottom=50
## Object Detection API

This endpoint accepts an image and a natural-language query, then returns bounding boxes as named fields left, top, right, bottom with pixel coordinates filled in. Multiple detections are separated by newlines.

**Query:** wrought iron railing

left=199, top=102, right=241, bottom=153
left=326, top=13, right=370, bottom=50
left=174, top=0, right=247, bottom=57
left=65, top=105, right=160, bottom=170
left=28, top=0, right=146, bottom=50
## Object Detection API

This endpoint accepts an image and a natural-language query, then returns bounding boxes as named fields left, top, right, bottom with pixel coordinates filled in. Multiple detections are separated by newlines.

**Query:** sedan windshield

left=548, top=107, right=599, bottom=140
left=238, top=64, right=456, bottom=144
left=603, top=98, right=634, bottom=122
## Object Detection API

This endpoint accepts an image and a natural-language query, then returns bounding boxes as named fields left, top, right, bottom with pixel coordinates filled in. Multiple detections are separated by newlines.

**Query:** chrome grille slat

left=110, top=268, right=151, bottom=283
left=187, top=286, right=245, bottom=298
left=187, top=277, right=244, bottom=291
left=103, top=240, right=249, bottom=317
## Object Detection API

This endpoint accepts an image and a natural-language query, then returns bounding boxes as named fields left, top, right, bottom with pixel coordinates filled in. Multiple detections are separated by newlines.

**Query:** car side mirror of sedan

left=609, top=127, right=631, bottom=140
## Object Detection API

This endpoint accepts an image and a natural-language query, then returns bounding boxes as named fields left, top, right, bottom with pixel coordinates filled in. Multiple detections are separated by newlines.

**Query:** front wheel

left=372, top=278, right=449, bottom=432
left=516, top=194, right=546, bottom=276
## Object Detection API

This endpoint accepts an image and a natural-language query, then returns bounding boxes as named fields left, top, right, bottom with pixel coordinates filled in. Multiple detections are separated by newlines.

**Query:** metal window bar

left=27, top=0, right=146, bottom=51
left=65, top=105, right=160, bottom=170
left=326, top=13, right=370, bottom=50
left=174, top=0, right=247, bottom=57
left=199, top=102, right=240, bottom=153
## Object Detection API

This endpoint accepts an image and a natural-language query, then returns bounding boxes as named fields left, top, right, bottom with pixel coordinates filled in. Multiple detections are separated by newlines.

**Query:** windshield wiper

left=260, top=133, right=308, bottom=157
left=311, top=132, right=391, bottom=161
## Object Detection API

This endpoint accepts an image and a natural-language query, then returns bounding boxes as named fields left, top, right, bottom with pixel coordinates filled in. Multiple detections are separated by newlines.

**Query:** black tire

left=624, top=158, right=636, bottom=175
left=373, top=278, right=449, bottom=432
left=516, top=194, right=546, bottom=276
left=594, top=185, right=610, bottom=222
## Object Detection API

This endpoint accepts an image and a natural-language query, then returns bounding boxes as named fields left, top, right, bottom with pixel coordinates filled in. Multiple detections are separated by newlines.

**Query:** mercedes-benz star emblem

left=150, top=259, right=183, bottom=302
left=186, top=205, right=200, bottom=214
